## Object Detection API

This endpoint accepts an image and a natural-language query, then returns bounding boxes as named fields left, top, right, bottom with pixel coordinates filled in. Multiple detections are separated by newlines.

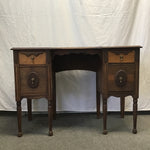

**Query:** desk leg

left=96, top=91, right=100, bottom=119
left=96, top=71, right=100, bottom=119
left=27, top=99, right=32, bottom=121
left=17, top=101, right=22, bottom=137
left=120, top=97, right=125, bottom=118
left=53, top=72, right=56, bottom=120
left=103, top=97, right=107, bottom=134
left=132, top=98, right=138, bottom=134
left=48, top=100, right=53, bottom=136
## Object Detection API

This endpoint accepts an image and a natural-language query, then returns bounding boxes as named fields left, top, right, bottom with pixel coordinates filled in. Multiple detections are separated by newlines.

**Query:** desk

left=11, top=46, right=142, bottom=136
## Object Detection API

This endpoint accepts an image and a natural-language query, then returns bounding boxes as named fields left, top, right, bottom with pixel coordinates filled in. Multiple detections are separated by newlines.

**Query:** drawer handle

left=119, top=76, right=123, bottom=83
left=27, top=72, right=39, bottom=88
left=31, top=55, right=35, bottom=63
left=120, top=55, right=124, bottom=61
left=31, top=77, right=35, bottom=85
left=115, top=70, right=127, bottom=87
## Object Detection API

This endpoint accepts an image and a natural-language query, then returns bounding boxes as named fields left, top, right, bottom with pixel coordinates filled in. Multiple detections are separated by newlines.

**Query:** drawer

left=108, top=50, right=135, bottom=63
left=19, top=52, right=46, bottom=64
left=107, top=64, right=135, bottom=92
left=20, top=66, right=48, bottom=96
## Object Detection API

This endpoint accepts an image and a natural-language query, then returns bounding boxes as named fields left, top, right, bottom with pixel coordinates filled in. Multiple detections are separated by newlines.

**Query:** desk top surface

left=11, top=45, right=142, bottom=51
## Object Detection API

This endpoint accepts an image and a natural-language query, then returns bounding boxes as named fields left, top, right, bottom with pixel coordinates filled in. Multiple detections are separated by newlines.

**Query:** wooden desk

left=11, top=46, right=142, bottom=136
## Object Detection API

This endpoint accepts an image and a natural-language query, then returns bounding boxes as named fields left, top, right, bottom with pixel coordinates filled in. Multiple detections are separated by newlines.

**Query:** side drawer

left=107, top=64, right=135, bottom=92
left=108, top=50, right=135, bottom=63
left=20, top=66, right=48, bottom=96
left=19, top=52, right=46, bottom=64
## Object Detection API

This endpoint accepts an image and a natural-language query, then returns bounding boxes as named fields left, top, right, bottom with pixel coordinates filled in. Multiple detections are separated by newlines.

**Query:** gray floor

left=0, top=112, right=150, bottom=150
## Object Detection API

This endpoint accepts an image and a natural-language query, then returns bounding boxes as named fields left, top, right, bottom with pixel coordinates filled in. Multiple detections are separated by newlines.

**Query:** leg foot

left=49, top=131, right=53, bottom=136
left=132, top=129, right=137, bottom=134
left=18, top=132, right=23, bottom=137
left=103, top=130, right=108, bottom=135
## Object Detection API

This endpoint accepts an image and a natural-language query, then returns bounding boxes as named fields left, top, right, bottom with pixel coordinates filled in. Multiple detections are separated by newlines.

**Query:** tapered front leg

left=17, top=101, right=22, bottom=137
left=48, top=99, right=53, bottom=136
left=27, top=99, right=32, bottom=121
left=103, top=97, right=107, bottom=134
left=53, top=72, right=56, bottom=120
left=132, top=98, right=138, bottom=134
left=120, top=97, right=125, bottom=118
left=96, top=71, right=101, bottom=119
left=96, top=91, right=100, bottom=119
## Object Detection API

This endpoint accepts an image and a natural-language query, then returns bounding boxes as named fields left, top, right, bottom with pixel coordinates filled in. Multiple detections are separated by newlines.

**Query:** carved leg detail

left=48, top=100, right=53, bottom=136
left=27, top=99, right=32, bottom=121
left=17, top=101, right=22, bottom=137
left=96, top=91, right=100, bottom=119
left=120, top=97, right=125, bottom=118
left=103, top=98, right=107, bottom=134
left=132, top=98, right=138, bottom=134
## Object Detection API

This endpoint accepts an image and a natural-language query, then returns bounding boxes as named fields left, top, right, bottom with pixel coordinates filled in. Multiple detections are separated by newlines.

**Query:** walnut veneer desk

left=11, top=46, right=142, bottom=137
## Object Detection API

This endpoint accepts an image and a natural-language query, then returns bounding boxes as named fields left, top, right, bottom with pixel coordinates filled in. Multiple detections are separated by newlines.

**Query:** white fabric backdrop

left=0, top=0, right=150, bottom=112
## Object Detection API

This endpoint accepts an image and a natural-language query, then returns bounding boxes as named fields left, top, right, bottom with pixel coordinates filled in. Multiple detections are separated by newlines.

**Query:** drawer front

left=107, top=64, right=135, bottom=92
left=19, top=52, right=46, bottom=64
left=20, top=66, right=48, bottom=96
left=108, top=50, right=135, bottom=63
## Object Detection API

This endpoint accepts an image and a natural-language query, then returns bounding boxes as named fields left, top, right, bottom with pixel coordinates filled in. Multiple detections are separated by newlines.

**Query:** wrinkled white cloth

left=0, top=0, right=149, bottom=111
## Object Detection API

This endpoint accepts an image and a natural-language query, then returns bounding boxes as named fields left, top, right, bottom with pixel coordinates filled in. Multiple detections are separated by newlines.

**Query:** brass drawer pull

left=27, top=72, right=39, bottom=88
left=120, top=55, right=124, bottom=61
left=31, top=77, right=35, bottom=85
left=31, top=55, right=35, bottom=63
left=115, top=70, right=127, bottom=87
left=119, top=76, right=123, bottom=83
